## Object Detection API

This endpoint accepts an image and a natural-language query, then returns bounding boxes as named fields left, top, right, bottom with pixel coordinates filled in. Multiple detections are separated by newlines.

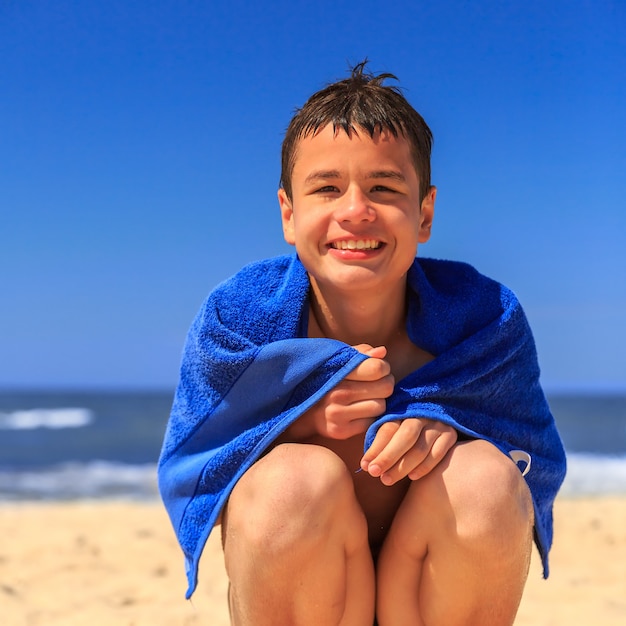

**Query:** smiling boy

left=159, top=62, right=566, bottom=625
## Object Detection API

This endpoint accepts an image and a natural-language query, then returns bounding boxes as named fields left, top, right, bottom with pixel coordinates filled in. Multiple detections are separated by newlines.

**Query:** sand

left=0, top=496, right=624, bottom=625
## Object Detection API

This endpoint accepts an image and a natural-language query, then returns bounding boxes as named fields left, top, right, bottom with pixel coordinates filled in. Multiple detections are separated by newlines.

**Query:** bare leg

left=222, top=443, right=375, bottom=626
left=376, top=440, right=534, bottom=626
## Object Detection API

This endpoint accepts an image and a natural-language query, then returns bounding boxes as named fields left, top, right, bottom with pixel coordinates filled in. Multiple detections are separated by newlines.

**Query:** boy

left=159, top=62, right=566, bottom=625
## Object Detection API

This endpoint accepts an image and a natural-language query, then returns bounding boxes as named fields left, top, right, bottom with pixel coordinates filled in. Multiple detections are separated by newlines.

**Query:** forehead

left=292, top=124, right=417, bottom=177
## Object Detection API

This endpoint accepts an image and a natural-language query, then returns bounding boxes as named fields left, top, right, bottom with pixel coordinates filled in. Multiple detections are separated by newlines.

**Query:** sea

left=0, top=390, right=625, bottom=501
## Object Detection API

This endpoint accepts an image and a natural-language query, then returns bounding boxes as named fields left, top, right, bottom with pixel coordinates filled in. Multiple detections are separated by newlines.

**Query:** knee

left=417, top=440, right=533, bottom=549
left=224, top=443, right=356, bottom=552
left=454, top=442, right=533, bottom=547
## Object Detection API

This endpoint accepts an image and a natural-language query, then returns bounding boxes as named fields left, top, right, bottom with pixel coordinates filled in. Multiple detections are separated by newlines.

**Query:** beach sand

left=1, top=496, right=624, bottom=625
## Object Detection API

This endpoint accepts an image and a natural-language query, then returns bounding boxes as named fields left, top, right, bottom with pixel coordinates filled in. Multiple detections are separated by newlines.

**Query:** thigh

left=387, top=439, right=533, bottom=556
left=223, top=443, right=377, bottom=626
left=377, top=439, right=534, bottom=626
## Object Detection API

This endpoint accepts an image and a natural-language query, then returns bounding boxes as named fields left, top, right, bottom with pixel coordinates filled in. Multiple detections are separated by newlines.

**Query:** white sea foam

left=560, top=452, right=626, bottom=496
left=0, top=454, right=624, bottom=502
left=0, top=453, right=624, bottom=501
left=0, top=461, right=159, bottom=500
left=0, top=408, right=93, bottom=430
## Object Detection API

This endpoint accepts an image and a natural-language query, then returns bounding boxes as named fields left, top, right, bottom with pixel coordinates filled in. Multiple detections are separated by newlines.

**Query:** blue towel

left=158, top=254, right=566, bottom=598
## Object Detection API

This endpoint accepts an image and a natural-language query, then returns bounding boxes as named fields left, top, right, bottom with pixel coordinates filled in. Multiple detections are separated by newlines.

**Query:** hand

left=288, top=344, right=395, bottom=440
left=360, top=418, right=458, bottom=485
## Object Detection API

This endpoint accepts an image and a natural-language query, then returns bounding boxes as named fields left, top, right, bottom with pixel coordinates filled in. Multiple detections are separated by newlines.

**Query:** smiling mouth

left=330, top=239, right=382, bottom=250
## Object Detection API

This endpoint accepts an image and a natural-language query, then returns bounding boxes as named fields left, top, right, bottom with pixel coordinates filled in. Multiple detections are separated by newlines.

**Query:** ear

left=418, top=186, right=436, bottom=243
left=278, top=188, right=296, bottom=246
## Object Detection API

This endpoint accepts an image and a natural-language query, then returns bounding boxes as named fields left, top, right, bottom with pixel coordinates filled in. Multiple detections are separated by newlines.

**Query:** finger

left=330, top=376, right=395, bottom=401
left=321, top=399, right=384, bottom=439
left=381, top=425, right=458, bottom=485
left=407, top=429, right=458, bottom=481
left=325, top=396, right=388, bottom=424
left=352, top=344, right=388, bottom=359
left=347, top=345, right=391, bottom=382
left=360, top=420, right=402, bottom=472
left=345, top=357, right=392, bottom=382
left=323, top=415, right=377, bottom=439
left=366, top=419, right=427, bottom=478
left=329, top=376, right=395, bottom=408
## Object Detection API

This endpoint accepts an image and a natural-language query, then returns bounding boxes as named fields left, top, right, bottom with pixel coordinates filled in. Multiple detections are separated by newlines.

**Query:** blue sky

left=2, top=0, right=625, bottom=391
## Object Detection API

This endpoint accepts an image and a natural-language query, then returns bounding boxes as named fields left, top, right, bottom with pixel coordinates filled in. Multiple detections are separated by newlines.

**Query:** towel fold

left=158, top=254, right=566, bottom=598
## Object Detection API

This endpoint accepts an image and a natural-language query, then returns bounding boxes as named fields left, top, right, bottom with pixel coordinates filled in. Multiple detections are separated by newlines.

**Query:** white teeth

left=332, top=239, right=380, bottom=250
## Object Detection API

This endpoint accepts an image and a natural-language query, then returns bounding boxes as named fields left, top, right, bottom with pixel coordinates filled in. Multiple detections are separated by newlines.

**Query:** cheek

left=292, top=222, right=328, bottom=260
left=293, top=211, right=322, bottom=238
left=394, top=217, right=424, bottom=257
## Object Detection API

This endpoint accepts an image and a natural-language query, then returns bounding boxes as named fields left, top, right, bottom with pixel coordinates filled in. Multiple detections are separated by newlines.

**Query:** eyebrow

left=368, top=170, right=406, bottom=182
left=304, top=170, right=341, bottom=184
left=303, top=169, right=406, bottom=184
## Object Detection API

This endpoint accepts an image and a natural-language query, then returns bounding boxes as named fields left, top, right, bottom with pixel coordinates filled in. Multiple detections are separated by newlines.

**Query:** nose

left=333, top=185, right=375, bottom=223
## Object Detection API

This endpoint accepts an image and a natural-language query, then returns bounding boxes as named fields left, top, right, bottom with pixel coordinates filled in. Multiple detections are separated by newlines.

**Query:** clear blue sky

left=2, top=0, right=625, bottom=391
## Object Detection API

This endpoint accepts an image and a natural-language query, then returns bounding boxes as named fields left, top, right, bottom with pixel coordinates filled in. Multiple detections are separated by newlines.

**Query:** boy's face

left=278, top=124, right=435, bottom=298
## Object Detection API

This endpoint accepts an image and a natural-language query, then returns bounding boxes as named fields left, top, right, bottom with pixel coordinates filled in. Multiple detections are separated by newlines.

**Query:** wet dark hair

left=280, top=60, right=433, bottom=202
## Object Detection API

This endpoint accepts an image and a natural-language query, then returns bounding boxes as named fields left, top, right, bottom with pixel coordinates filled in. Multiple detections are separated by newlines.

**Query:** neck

left=308, top=277, right=408, bottom=347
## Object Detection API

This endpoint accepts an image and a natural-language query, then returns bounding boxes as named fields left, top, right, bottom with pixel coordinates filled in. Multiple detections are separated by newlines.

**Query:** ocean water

left=0, top=390, right=624, bottom=501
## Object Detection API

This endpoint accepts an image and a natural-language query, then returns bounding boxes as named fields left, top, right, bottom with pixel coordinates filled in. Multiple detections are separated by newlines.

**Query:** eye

left=314, top=185, right=340, bottom=193
left=371, top=185, right=397, bottom=193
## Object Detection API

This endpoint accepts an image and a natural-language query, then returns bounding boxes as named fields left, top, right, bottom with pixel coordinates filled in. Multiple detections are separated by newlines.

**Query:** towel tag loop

left=509, top=450, right=532, bottom=477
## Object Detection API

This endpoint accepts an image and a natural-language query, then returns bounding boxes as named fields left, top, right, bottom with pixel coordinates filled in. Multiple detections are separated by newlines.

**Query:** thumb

left=353, top=344, right=387, bottom=359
